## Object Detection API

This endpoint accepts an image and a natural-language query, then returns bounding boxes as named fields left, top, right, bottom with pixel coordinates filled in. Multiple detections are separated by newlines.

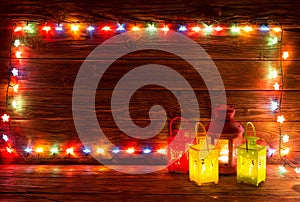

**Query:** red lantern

left=206, top=105, right=244, bottom=174
left=168, top=117, right=193, bottom=174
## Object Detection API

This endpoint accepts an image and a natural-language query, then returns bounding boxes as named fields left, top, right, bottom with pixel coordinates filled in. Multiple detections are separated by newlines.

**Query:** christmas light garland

left=1, top=20, right=299, bottom=171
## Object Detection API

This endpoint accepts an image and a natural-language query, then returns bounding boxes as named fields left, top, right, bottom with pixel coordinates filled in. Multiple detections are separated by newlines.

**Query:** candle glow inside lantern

left=168, top=117, right=193, bottom=174
left=189, top=122, right=219, bottom=186
left=237, top=122, right=267, bottom=186
left=207, top=105, right=244, bottom=174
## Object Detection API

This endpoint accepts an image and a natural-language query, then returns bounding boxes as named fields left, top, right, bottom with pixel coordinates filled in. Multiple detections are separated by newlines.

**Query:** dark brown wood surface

left=0, top=164, right=299, bottom=201
left=0, top=0, right=300, bottom=164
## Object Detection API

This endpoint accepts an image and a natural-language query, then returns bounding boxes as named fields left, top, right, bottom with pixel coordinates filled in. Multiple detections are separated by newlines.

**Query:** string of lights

left=1, top=19, right=299, bottom=171
left=276, top=27, right=300, bottom=174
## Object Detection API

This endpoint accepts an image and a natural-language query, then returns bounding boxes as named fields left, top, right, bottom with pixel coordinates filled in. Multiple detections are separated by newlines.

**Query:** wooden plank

left=3, top=30, right=283, bottom=60
left=6, top=59, right=300, bottom=90
left=0, top=164, right=299, bottom=201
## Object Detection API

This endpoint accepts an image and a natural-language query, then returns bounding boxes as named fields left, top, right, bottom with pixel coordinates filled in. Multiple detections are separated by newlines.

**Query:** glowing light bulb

left=271, top=100, right=279, bottom=111
left=14, top=39, right=21, bottom=47
left=231, top=26, right=240, bottom=33
left=161, top=25, right=169, bottom=33
left=101, top=26, right=112, bottom=31
left=117, top=23, right=125, bottom=31
left=203, top=24, right=213, bottom=34
left=50, top=147, right=59, bottom=154
left=112, top=147, right=120, bottom=154
left=66, top=147, right=74, bottom=155
left=146, top=24, right=157, bottom=32
left=274, top=82, right=280, bottom=90
left=279, top=165, right=287, bottom=174
left=282, top=51, right=289, bottom=60
left=178, top=25, right=187, bottom=32
left=1, top=114, right=10, bottom=122
left=55, top=24, right=63, bottom=31
left=242, top=25, right=253, bottom=32
left=13, top=84, right=19, bottom=93
left=294, top=167, right=300, bottom=174
left=11, top=68, right=19, bottom=76
left=6, top=147, right=13, bottom=153
left=268, top=148, right=276, bottom=157
left=71, top=24, right=79, bottom=32
left=157, top=148, right=167, bottom=155
left=281, top=148, right=290, bottom=156
left=268, top=37, right=278, bottom=46
left=83, top=148, right=91, bottom=154
left=143, top=148, right=152, bottom=154
left=270, top=69, right=278, bottom=79
left=14, top=26, right=23, bottom=32
left=191, top=26, right=201, bottom=32
left=12, top=99, right=17, bottom=109
left=2, top=134, right=9, bottom=142
left=23, top=25, right=33, bottom=33
left=260, top=25, right=270, bottom=31
left=281, top=134, right=289, bottom=143
left=87, top=26, right=95, bottom=31
left=42, top=25, right=51, bottom=32
left=131, top=26, right=140, bottom=31
left=214, top=25, right=223, bottom=32
left=96, top=148, right=104, bottom=154
left=35, top=147, right=44, bottom=153
left=24, top=148, right=32, bottom=153
left=16, top=51, right=22, bottom=59
left=277, top=115, right=285, bottom=124
left=272, top=27, right=282, bottom=32
left=126, top=147, right=135, bottom=154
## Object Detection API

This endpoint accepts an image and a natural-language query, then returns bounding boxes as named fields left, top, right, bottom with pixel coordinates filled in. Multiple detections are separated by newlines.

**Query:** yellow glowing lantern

left=237, top=122, right=267, bottom=186
left=189, top=122, right=219, bottom=186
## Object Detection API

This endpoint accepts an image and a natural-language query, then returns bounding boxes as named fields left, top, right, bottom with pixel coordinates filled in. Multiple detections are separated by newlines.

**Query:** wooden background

left=0, top=0, right=300, bottom=164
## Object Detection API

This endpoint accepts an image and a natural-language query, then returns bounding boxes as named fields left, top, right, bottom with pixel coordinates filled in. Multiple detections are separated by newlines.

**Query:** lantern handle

left=245, top=122, right=257, bottom=152
left=169, top=116, right=191, bottom=137
left=194, top=122, right=210, bottom=151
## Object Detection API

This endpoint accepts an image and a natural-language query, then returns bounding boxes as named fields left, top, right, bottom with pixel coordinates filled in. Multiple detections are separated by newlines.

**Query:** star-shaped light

left=178, top=25, right=187, bottom=32
left=96, top=147, right=104, bottom=154
left=277, top=115, right=285, bottom=124
left=191, top=25, right=201, bottom=32
left=282, top=51, right=289, bottom=60
left=1, top=114, right=10, bottom=122
left=117, top=23, right=125, bottom=31
left=161, top=25, right=169, bottom=33
left=24, top=148, right=32, bottom=153
left=16, top=51, right=22, bottom=59
left=11, top=68, right=18, bottom=76
left=214, top=25, right=223, bottom=32
left=280, top=148, right=290, bottom=156
left=66, top=147, right=74, bottom=155
left=6, top=147, right=13, bottom=153
left=42, top=25, right=51, bottom=32
left=279, top=165, right=287, bottom=174
left=242, top=25, right=253, bottom=32
left=83, top=148, right=91, bottom=154
left=14, top=39, right=21, bottom=47
left=281, top=134, right=289, bottom=143
left=294, top=167, right=300, bottom=174
left=274, top=82, right=280, bottom=90
left=2, top=134, right=9, bottom=142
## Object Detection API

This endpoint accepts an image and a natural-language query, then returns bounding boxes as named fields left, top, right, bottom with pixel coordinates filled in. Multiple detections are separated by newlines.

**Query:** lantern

left=189, top=122, right=219, bottom=186
left=207, top=105, right=244, bottom=174
left=168, top=117, right=193, bottom=174
left=237, top=122, right=267, bottom=186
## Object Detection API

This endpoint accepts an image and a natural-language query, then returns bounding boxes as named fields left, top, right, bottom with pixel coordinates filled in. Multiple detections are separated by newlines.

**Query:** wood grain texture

left=0, top=0, right=300, bottom=164
left=0, top=165, right=299, bottom=201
